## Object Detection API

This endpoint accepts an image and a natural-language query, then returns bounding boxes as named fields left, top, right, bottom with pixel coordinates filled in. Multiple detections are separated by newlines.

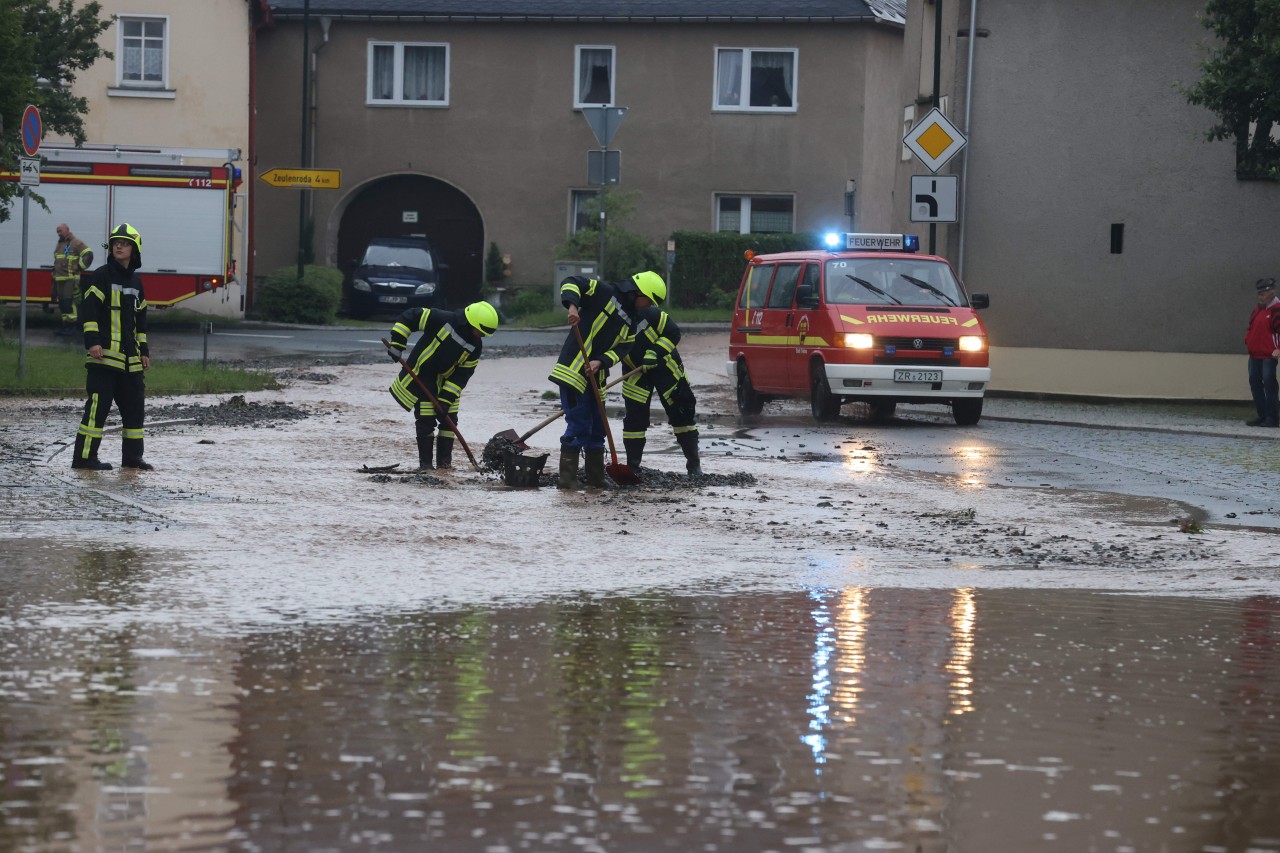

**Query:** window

left=717, top=195, right=794, bottom=234
left=575, top=46, right=615, bottom=107
left=766, top=264, right=803, bottom=309
left=368, top=42, right=449, bottom=105
left=715, top=48, right=797, bottom=111
left=117, top=16, right=167, bottom=89
left=571, top=190, right=599, bottom=234
left=739, top=264, right=774, bottom=310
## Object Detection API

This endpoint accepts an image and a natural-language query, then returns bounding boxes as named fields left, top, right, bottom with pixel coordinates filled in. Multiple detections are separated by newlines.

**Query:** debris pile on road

left=150, top=396, right=310, bottom=428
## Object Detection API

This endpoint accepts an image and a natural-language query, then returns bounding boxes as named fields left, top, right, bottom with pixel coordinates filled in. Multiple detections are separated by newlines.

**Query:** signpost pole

left=297, top=0, right=311, bottom=280
left=18, top=188, right=29, bottom=380
left=929, top=0, right=943, bottom=255
left=597, top=144, right=607, bottom=278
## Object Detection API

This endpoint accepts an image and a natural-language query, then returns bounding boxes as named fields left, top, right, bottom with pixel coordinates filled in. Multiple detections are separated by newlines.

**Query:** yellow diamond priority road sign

left=903, top=107, right=967, bottom=173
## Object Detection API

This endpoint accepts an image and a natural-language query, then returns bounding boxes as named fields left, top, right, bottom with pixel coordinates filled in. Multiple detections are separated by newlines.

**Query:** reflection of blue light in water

left=804, top=589, right=835, bottom=772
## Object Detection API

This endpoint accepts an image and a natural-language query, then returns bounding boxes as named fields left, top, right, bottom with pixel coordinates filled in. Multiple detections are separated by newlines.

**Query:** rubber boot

left=415, top=420, right=434, bottom=470
left=71, top=433, right=112, bottom=470
left=436, top=436, right=454, bottom=469
left=677, top=432, right=702, bottom=478
left=584, top=448, right=606, bottom=487
left=623, top=437, right=645, bottom=470
left=122, top=436, right=153, bottom=470
left=557, top=446, right=580, bottom=489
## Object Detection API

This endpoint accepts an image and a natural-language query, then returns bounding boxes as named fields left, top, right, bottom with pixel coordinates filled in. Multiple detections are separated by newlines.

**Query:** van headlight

left=353, top=278, right=371, bottom=292
left=958, top=335, right=986, bottom=352
left=414, top=282, right=436, bottom=296
left=841, top=333, right=874, bottom=349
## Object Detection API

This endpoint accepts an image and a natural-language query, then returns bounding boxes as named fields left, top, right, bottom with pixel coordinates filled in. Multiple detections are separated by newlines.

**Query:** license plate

left=379, top=295, right=408, bottom=304
left=894, top=369, right=942, bottom=383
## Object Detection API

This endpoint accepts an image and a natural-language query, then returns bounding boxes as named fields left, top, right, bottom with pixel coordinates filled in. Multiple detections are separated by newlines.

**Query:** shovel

left=382, top=338, right=482, bottom=473
left=491, top=367, right=643, bottom=451
left=572, top=323, right=641, bottom=486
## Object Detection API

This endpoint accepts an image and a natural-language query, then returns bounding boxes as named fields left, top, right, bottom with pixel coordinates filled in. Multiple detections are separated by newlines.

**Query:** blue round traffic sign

left=21, top=104, right=42, bottom=157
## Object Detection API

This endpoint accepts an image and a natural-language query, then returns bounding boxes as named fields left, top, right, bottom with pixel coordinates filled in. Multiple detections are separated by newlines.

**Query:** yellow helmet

left=109, top=223, right=142, bottom=253
left=631, top=271, right=666, bottom=305
left=464, top=301, right=499, bottom=336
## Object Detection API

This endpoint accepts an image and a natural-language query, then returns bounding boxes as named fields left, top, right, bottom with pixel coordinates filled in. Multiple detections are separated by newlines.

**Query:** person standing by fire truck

left=72, top=224, right=152, bottom=471
left=50, top=223, right=93, bottom=335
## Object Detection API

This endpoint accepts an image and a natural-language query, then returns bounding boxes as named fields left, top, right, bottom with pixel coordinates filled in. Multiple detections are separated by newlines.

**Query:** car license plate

left=894, top=369, right=942, bottom=383
left=379, top=295, right=408, bottom=304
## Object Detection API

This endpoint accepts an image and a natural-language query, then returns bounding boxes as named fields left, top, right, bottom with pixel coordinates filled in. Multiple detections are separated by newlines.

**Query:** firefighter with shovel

left=387, top=302, right=498, bottom=470
left=550, top=270, right=666, bottom=488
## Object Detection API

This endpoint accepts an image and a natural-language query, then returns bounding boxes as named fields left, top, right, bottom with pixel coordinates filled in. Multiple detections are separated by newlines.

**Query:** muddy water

left=2, top=553, right=1278, bottom=852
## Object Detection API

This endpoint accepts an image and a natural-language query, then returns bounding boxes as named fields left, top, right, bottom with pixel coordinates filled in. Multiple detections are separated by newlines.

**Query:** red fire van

left=727, top=233, right=991, bottom=425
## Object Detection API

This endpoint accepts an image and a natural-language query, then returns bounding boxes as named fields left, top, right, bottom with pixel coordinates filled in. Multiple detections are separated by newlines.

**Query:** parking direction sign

left=903, top=107, right=966, bottom=173
left=19, top=157, right=40, bottom=187
left=910, top=175, right=958, bottom=222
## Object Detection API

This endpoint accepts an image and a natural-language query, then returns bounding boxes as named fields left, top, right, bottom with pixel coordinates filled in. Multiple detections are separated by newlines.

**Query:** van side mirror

left=969, top=293, right=989, bottom=309
left=796, top=284, right=819, bottom=308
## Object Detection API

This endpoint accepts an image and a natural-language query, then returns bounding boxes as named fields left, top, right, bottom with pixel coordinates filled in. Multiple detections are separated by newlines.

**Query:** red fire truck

left=0, top=160, right=240, bottom=308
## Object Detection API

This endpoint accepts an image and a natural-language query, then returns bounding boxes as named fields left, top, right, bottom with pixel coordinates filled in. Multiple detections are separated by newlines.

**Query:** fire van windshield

left=824, top=258, right=965, bottom=307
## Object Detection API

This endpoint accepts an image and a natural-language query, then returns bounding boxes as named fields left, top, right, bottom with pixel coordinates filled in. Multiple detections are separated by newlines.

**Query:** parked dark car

left=347, top=237, right=447, bottom=318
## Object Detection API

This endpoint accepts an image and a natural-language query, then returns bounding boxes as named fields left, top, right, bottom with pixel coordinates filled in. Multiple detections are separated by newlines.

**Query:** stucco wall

left=957, top=0, right=1278, bottom=360
left=253, top=19, right=905, bottom=290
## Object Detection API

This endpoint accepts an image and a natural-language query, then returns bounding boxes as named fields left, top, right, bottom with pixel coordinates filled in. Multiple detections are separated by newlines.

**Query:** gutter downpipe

left=957, top=0, right=977, bottom=277
left=307, top=17, right=331, bottom=235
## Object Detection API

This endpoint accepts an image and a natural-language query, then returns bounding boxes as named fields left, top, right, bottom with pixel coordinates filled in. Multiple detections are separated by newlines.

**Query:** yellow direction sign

left=258, top=168, right=341, bottom=189
left=903, top=108, right=967, bottom=173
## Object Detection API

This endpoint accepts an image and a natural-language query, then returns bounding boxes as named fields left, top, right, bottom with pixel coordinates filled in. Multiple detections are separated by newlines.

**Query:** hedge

left=253, top=265, right=344, bottom=325
left=668, top=231, right=819, bottom=309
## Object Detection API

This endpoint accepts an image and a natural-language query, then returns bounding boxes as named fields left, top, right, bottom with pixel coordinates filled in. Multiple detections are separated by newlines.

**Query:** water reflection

left=1, top=581, right=1279, bottom=851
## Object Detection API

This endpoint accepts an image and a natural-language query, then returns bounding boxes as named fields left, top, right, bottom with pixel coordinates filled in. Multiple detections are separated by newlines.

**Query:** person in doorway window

left=1245, top=276, right=1280, bottom=427
left=72, top=224, right=151, bottom=470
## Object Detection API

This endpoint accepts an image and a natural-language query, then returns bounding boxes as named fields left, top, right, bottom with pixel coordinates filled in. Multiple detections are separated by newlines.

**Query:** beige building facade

left=49, top=0, right=251, bottom=318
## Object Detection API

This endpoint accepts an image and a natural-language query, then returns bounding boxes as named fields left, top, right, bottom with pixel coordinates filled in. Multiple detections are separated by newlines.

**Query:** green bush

left=503, top=285, right=550, bottom=318
left=252, top=265, right=343, bottom=325
left=668, top=231, right=819, bottom=309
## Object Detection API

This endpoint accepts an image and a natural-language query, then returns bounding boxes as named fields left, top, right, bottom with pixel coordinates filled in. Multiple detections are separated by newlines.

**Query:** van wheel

left=952, top=398, right=983, bottom=425
left=810, top=363, right=841, bottom=421
left=736, top=362, right=764, bottom=415
left=869, top=401, right=897, bottom=422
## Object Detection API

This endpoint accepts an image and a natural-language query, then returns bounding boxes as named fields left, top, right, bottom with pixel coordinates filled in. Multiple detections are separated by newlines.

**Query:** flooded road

left=3, top=334, right=1280, bottom=850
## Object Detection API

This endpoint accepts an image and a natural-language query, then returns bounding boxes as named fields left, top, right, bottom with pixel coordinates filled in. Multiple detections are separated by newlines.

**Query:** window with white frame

left=714, top=48, right=797, bottom=111
left=368, top=42, right=449, bottom=105
left=118, top=16, right=168, bottom=88
left=571, top=190, right=599, bottom=234
left=717, top=195, right=794, bottom=233
left=575, top=46, right=615, bottom=107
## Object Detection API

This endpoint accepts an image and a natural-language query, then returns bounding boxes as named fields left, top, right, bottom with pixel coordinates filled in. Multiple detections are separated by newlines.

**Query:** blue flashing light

left=822, top=232, right=842, bottom=249
left=943, top=346, right=955, bottom=357
left=902, top=234, right=920, bottom=253
left=885, top=344, right=897, bottom=355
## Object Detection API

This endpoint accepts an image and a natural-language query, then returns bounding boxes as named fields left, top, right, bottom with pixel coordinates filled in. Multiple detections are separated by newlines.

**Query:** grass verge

left=0, top=340, right=280, bottom=398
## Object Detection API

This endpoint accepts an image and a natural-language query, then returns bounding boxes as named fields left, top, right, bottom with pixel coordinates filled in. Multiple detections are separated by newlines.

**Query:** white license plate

left=894, top=369, right=942, bottom=383
left=379, top=295, right=408, bottom=304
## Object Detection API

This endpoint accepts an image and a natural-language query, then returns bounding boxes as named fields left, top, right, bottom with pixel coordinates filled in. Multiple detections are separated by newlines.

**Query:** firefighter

left=387, top=301, right=499, bottom=469
left=550, top=270, right=666, bottom=488
left=72, top=223, right=151, bottom=471
left=51, top=223, right=94, bottom=334
left=620, top=307, right=702, bottom=477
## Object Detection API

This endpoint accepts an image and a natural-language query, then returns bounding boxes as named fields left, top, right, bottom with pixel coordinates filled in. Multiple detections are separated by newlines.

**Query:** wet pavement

left=3, top=332, right=1280, bottom=851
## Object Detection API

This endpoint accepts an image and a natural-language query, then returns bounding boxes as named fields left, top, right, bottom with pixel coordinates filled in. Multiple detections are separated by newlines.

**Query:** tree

left=0, top=0, right=113, bottom=221
left=1181, top=0, right=1280, bottom=180
left=553, top=189, right=663, bottom=282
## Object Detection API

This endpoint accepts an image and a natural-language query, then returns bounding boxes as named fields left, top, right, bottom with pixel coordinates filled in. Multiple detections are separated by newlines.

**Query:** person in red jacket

left=1244, top=277, right=1280, bottom=427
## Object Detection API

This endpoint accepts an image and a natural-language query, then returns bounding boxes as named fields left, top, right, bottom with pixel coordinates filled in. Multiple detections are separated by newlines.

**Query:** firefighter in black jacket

left=72, top=223, right=152, bottom=471
left=620, top=307, right=702, bottom=477
left=550, top=270, right=666, bottom=487
left=388, top=301, right=499, bottom=469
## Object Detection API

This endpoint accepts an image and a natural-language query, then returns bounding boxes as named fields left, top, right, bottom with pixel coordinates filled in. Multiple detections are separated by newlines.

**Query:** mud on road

left=4, top=332, right=1278, bottom=603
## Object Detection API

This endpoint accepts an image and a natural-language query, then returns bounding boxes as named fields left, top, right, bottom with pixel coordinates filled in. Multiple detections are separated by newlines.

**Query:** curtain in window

left=717, top=197, right=742, bottom=232
left=372, top=44, right=395, bottom=99
left=578, top=49, right=612, bottom=104
left=142, top=21, right=163, bottom=82
left=750, top=51, right=793, bottom=107
left=716, top=50, right=743, bottom=106
left=404, top=45, right=445, bottom=101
